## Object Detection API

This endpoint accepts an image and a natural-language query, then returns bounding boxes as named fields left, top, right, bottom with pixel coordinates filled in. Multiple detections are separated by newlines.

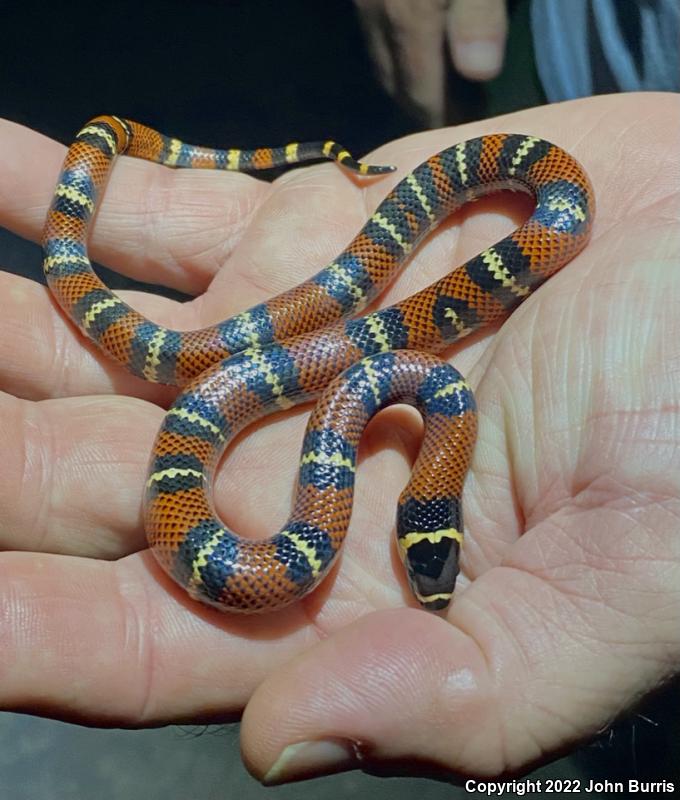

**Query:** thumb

left=240, top=553, right=673, bottom=785
left=241, top=606, right=497, bottom=784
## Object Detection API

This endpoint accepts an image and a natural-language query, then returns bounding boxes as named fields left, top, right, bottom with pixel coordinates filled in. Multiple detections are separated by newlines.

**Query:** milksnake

left=43, top=116, right=594, bottom=613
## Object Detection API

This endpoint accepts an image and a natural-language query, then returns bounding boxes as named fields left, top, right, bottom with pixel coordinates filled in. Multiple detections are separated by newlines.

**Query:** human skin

left=354, top=0, right=508, bottom=126
left=0, top=92, right=678, bottom=784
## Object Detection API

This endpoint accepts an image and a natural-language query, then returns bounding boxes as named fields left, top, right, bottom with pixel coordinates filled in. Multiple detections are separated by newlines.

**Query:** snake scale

left=42, top=116, right=594, bottom=613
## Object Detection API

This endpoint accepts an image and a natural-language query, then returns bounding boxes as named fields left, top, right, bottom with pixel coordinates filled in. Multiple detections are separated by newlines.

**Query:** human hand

left=0, top=92, right=678, bottom=784
left=354, top=0, right=508, bottom=126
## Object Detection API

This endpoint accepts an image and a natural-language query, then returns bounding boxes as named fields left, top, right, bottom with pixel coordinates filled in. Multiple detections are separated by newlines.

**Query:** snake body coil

left=43, top=116, right=594, bottom=613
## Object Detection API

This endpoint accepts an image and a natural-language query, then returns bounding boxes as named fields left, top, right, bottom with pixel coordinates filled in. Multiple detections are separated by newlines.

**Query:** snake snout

left=403, top=534, right=460, bottom=611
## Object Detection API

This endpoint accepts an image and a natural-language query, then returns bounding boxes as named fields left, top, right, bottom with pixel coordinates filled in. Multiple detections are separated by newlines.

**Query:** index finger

left=0, top=117, right=268, bottom=297
left=0, top=116, right=389, bottom=399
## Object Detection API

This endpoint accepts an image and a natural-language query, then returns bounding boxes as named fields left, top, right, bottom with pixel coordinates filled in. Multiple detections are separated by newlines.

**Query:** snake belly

left=42, top=117, right=594, bottom=613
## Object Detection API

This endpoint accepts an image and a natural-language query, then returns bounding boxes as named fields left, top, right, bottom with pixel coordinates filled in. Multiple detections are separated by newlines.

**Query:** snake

left=42, top=115, right=594, bottom=613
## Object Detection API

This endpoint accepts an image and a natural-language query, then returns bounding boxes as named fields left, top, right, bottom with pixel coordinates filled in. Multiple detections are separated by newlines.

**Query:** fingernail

left=262, top=738, right=357, bottom=785
left=453, top=41, right=503, bottom=80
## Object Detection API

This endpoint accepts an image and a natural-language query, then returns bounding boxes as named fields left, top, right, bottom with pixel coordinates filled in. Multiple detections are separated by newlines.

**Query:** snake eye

left=403, top=535, right=460, bottom=611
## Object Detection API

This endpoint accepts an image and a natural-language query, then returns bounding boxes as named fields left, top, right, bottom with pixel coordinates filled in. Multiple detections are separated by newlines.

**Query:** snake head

left=399, top=529, right=461, bottom=611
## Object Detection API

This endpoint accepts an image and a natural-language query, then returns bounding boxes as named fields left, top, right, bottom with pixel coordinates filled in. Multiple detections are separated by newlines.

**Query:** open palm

left=0, top=92, right=678, bottom=784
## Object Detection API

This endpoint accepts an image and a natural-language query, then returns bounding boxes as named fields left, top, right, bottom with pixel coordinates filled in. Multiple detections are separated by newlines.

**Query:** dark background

left=0, top=0, right=677, bottom=797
